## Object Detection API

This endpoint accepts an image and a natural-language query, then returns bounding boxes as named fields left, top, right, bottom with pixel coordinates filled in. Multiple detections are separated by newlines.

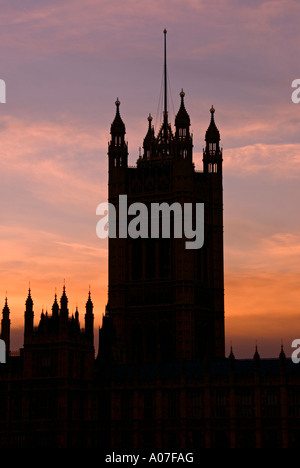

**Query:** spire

left=109, top=98, right=128, bottom=169
left=228, top=345, right=235, bottom=360
left=86, top=287, right=93, bottom=310
left=38, top=309, right=46, bottom=332
left=75, top=305, right=79, bottom=323
left=59, top=283, right=69, bottom=335
left=279, top=343, right=286, bottom=360
left=205, top=105, right=220, bottom=143
left=162, top=29, right=169, bottom=143
left=163, top=29, right=167, bottom=118
left=1, top=295, right=10, bottom=359
left=155, top=29, right=173, bottom=153
left=2, top=295, right=9, bottom=317
left=26, top=287, right=33, bottom=308
left=143, top=113, right=156, bottom=159
left=203, top=105, right=222, bottom=174
left=146, top=113, right=153, bottom=134
left=253, top=344, right=260, bottom=361
left=110, top=98, right=125, bottom=137
left=60, top=284, right=68, bottom=309
left=24, top=287, right=34, bottom=342
left=52, top=292, right=59, bottom=317
left=174, top=89, right=193, bottom=161
left=85, top=288, right=94, bottom=342
left=175, top=89, right=190, bottom=135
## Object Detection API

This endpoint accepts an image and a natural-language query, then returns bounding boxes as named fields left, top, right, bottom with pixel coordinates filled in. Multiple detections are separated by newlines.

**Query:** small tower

left=143, top=113, right=156, bottom=159
left=24, top=288, right=34, bottom=343
left=203, top=105, right=222, bottom=175
left=85, top=289, right=94, bottom=343
left=1, top=296, right=10, bottom=359
left=59, top=284, right=69, bottom=333
left=174, top=89, right=193, bottom=161
left=108, top=98, right=128, bottom=170
left=52, top=292, right=59, bottom=319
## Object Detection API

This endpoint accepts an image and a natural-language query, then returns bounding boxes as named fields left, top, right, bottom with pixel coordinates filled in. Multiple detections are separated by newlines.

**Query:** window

left=209, top=142, right=216, bottom=155
left=215, top=392, right=228, bottom=417
left=191, top=392, right=204, bottom=418
left=264, top=391, right=279, bottom=417
left=237, top=391, right=254, bottom=417
left=179, top=128, right=186, bottom=139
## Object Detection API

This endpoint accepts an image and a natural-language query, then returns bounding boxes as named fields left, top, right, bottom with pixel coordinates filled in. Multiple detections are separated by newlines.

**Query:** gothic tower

left=99, top=31, right=225, bottom=364
left=1, top=297, right=10, bottom=360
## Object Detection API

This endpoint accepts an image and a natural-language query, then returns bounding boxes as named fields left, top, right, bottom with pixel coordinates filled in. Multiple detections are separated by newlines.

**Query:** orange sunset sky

left=1, top=0, right=300, bottom=358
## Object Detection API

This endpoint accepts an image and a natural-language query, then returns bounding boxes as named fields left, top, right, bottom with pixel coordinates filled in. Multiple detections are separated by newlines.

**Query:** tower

left=1, top=296, right=10, bottom=360
left=85, top=289, right=94, bottom=341
left=24, top=287, right=34, bottom=344
left=99, top=30, right=225, bottom=364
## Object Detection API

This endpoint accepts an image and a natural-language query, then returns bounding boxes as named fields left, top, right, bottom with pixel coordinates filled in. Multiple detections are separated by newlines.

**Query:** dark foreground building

left=1, top=34, right=300, bottom=448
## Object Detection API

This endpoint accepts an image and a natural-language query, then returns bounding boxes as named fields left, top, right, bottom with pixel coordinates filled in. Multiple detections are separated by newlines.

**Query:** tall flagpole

left=163, top=29, right=167, bottom=117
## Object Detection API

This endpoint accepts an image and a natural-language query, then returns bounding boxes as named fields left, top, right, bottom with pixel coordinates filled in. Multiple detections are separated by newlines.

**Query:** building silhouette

left=1, top=32, right=300, bottom=448
left=102, top=31, right=224, bottom=366
left=104, top=94, right=224, bottom=365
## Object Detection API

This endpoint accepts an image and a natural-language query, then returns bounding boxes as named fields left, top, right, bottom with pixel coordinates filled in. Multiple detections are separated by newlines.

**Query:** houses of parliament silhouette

left=1, top=31, right=300, bottom=449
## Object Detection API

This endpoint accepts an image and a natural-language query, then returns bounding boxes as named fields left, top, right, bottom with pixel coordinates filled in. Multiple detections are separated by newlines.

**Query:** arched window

left=209, top=143, right=216, bottom=155
left=178, top=128, right=186, bottom=139
left=114, top=135, right=122, bottom=146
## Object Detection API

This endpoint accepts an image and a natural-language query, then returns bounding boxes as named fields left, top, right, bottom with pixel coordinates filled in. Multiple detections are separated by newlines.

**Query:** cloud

left=223, top=143, right=300, bottom=178
left=0, top=115, right=108, bottom=228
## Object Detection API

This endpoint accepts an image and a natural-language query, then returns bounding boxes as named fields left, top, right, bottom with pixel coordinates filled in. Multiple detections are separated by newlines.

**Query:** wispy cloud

left=224, top=143, right=300, bottom=177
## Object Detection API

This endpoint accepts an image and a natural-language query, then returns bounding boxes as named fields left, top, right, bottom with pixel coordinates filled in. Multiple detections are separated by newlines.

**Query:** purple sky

left=1, top=0, right=300, bottom=357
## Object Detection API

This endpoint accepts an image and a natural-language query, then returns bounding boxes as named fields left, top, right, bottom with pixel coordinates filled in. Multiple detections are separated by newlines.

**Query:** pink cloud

left=223, top=143, right=300, bottom=177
